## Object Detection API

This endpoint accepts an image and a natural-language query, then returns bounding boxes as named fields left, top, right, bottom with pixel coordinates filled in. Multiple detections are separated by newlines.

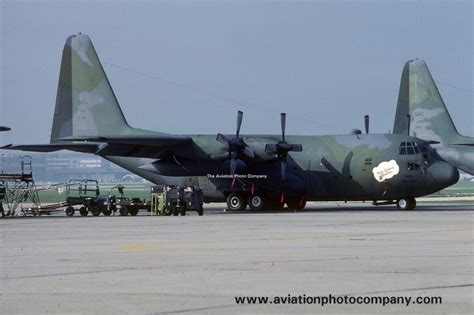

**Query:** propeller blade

left=230, top=158, right=237, bottom=175
left=243, top=146, right=255, bottom=158
left=236, top=110, right=243, bottom=138
left=281, top=113, right=286, bottom=142
left=406, top=114, right=411, bottom=136
left=320, top=156, right=340, bottom=175
left=281, top=155, right=287, bottom=181
left=216, top=133, right=230, bottom=145
left=230, top=151, right=238, bottom=175
left=290, top=144, right=303, bottom=152
left=342, top=151, right=354, bottom=178
left=364, top=115, right=369, bottom=134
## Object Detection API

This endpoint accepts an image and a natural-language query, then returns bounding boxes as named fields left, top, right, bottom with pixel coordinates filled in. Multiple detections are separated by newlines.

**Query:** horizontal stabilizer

left=451, top=142, right=474, bottom=147
left=2, top=143, right=100, bottom=153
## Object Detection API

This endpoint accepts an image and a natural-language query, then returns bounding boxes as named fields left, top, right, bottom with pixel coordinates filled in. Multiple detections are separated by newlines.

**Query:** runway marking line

left=121, top=228, right=472, bottom=255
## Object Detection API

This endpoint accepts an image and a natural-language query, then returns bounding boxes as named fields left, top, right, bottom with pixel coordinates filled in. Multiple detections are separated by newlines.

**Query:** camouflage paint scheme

left=393, top=59, right=474, bottom=175
left=3, top=34, right=459, bottom=207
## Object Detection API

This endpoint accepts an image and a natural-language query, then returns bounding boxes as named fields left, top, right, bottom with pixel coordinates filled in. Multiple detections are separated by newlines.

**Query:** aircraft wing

left=3, top=135, right=200, bottom=160
left=57, top=135, right=192, bottom=147
left=56, top=135, right=197, bottom=159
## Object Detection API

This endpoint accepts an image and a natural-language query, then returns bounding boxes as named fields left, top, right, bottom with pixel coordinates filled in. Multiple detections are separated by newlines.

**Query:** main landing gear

left=396, top=197, right=416, bottom=210
left=226, top=192, right=306, bottom=211
left=226, top=192, right=247, bottom=211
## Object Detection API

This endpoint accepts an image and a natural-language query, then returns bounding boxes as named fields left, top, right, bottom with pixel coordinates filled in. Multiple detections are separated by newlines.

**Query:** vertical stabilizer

left=51, top=33, right=141, bottom=143
left=392, top=59, right=460, bottom=145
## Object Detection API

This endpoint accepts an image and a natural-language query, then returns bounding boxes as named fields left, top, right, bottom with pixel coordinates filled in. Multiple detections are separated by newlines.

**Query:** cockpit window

left=399, top=142, right=420, bottom=155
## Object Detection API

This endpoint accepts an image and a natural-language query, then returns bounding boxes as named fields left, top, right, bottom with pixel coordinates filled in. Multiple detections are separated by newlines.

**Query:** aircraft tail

left=392, top=59, right=470, bottom=145
left=50, top=33, right=155, bottom=143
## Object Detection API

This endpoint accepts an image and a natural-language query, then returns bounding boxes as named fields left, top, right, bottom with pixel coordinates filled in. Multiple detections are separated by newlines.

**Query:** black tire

left=248, top=194, right=265, bottom=210
left=79, top=207, right=88, bottom=217
left=102, top=208, right=112, bottom=216
left=173, top=206, right=179, bottom=216
left=163, top=207, right=172, bottom=216
left=286, top=197, right=306, bottom=211
left=65, top=206, right=75, bottom=217
left=179, top=205, right=186, bottom=216
left=119, top=206, right=129, bottom=216
left=226, top=192, right=247, bottom=211
left=129, top=207, right=139, bottom=216
left=197, top=206, right=203, bottom=216
left=90, top=206, right=101, bottom=216
left=397, top=197, right=416, bottom=210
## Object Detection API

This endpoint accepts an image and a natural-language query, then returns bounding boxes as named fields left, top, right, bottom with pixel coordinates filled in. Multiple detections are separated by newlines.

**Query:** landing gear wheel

left=179, top=206, right=186, bottom=216
left=65, top=206, right=75, bottom=217
left=197, top=206, right=203, bottom=216
left=286, top=197, right=306, bottom=211
left=173, top=207, right=179, bottom=216
left=90, top=206, right=101, bottom=216
left=163, top=207, right=172, bottom=216
left=102, top=208, right=112, bottom=216
left=397, top=197, right=416, bottom=210
left=129, top=208, right=139, bottom=216
left=119, top=206, right=129, bottom=216
left=226, top=193, right=247, bottom=211
left=79, top=207, right=88, bottom=216
left=248, top=194, right=265, bottom=210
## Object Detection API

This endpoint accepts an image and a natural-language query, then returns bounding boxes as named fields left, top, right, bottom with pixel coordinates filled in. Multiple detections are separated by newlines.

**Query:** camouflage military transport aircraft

left=393, top=59, right=474, bottom=175
left=2, top=34, right=460, bottom=211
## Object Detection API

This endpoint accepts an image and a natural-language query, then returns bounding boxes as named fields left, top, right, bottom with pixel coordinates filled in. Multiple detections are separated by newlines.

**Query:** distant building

left=1, top=152, right=140, bottom=183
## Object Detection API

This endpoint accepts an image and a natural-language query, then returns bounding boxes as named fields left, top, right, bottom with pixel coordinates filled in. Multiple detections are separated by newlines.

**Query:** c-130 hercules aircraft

left=3, top=33, right=459, bottom=211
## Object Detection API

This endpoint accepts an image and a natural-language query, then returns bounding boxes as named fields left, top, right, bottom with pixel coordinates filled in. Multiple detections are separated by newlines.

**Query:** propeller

left=406, top=114, right=411, bottom=136
left=364, top=115, right=369, bottom=134
left=216, top=110, right=255, bottom=175
left=265, top=113, right=302, bottom=181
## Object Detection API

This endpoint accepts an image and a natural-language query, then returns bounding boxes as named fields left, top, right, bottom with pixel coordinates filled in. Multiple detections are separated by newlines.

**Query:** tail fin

left=51, top=33, right=150, bottom=143
left=392, top=59, right=461, bottom=145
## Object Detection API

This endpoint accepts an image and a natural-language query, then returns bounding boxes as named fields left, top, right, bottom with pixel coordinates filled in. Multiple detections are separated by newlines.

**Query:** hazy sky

left=1, top=0, right=472, bottom=146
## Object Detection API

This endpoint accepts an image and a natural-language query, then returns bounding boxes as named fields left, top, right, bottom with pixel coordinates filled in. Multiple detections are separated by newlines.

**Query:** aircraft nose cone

left=427, top=161, right=459, bottom=189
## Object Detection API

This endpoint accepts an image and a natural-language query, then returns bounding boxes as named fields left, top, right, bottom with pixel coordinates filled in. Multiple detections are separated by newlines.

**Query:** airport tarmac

left=1, top=202, right=473, bottom=314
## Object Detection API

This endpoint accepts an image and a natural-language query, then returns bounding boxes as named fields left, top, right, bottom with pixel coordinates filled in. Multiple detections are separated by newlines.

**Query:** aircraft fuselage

left=105, top=133, right=459, bottom=203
